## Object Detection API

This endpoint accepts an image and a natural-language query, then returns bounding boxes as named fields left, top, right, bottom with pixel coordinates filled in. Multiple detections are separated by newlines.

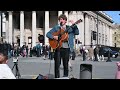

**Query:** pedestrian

left=94, top=45, right=99, bottom=61
left=82, top=46, right=86, bottom=61
left=46, top=14, right=80, bottom=78
left=115, top=62, right=120, bottom=79
left=0, top=53, right=16, bottom=79
left=99, top=45, right=104, bottom=61
left=88, top=45, right=94, bottom=61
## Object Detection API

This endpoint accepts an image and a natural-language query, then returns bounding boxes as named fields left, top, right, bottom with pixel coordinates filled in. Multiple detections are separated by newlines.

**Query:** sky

left=104, top=11, right=120, bottom=24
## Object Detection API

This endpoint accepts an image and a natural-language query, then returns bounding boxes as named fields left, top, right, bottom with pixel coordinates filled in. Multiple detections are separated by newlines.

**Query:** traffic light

left=92, top=31, right=97, bottom=40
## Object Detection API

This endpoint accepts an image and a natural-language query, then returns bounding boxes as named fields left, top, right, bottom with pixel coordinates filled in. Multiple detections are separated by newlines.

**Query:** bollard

left=115, top=62, right=120, bottom=79
left=80, top=64, right=92, bottom=79
left=83, top=50, right=86, bottom=61
left=94, top=47, right=98, bottom=61
left=29, top=48, right=32, bottom=57
left=106, top=50, right=112, bottom=62
left=94, top=53, right=98, bottom=61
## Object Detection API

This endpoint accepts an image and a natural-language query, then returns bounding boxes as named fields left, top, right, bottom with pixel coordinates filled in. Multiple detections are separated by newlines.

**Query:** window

left=38, top=16, right=44, bottom=28
left=28, top=37, right=32, bottom=44
left=115, top=43, right=116, bottom=47
left=105, top=35, right=107, bottom=45
left=99, top=33, right=101, bottom=44
left=102, top=34, right=104, bottom=44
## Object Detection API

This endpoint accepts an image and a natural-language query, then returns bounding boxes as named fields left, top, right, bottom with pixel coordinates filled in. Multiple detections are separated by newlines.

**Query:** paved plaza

left=7, top=56, right=119, bottom=79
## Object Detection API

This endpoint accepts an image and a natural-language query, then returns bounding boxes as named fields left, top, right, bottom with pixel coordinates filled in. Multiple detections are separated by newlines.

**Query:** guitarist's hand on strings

left=53, top=36, right=58, bottom=40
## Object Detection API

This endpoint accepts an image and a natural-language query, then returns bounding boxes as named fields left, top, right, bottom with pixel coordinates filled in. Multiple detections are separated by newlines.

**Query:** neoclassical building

left=0, top=11, right=114, bottom=49
left=112, top=23, right=120, bottom=47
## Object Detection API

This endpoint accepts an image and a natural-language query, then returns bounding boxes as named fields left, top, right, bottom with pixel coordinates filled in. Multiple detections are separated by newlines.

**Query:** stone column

left=58, top=11, right=62, bottom=16
left=5, top=21, right=9, bottom=43
left=108, top=26, right=110, bottom=46
left=106, top=25, right=109, bottom=46
left=2, top=13, right=6, bottom=33
left=45, top=11, right=49, bottom=45
left=58, top=11, right=62, bottom=23
left=69, top=11, right=77, bottom=49
left=104, top=24, right=107, bottom=45
left=75, top=11, right=81, bottom=50
left=85, top=14, right=89, bottom=46
left=101, top=23, right=103, bottom=44
left=8, top=11, right=13, bottom=45
left=64, top=11, right=68, bottom=24
left=0, top=14, right=1, bottom=37
left=20, top=11, right=24, bottom=47
left=92, top=17, right=95, bottom=45
left=103, top=23, right=105, bottom=45
left=99, top=21, right=102, bottom=45
left=80, top=12, right=84, bottom=46
left=32, top=11, right=37, bottom=47
left=109, top=27, right=112, bottom=46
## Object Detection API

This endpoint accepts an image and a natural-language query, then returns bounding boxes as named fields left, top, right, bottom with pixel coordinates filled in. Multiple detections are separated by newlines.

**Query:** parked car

left=103, top=47, right=119, bottom=58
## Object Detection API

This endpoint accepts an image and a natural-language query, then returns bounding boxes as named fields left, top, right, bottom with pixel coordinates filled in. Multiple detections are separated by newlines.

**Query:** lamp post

left=96, top=11, right=98, bottom=45
left=84, top=12, right=87, bottom=46
left=91, top=31, right=93, bottom=46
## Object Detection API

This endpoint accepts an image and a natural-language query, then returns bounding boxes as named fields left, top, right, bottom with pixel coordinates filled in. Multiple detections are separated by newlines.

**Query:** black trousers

left=54, top=48, right=70, bottom=78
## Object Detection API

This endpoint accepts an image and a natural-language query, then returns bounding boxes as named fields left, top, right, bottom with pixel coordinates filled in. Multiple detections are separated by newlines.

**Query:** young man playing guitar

left=46, top=14, right=80, bottom=78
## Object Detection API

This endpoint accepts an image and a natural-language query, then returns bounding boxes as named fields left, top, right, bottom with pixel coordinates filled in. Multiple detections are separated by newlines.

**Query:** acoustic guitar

left=49, top=19, right=82, bottom=49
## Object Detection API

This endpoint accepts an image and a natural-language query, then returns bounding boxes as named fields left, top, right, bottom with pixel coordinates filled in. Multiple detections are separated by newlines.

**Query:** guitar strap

left=65, top=25, right=69, bottom=41
left=66, top=25, right=69, bottom=32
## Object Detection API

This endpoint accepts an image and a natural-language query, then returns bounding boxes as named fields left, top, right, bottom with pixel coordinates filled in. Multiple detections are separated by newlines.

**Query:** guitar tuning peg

left=80, top=19, right=82, bottom=22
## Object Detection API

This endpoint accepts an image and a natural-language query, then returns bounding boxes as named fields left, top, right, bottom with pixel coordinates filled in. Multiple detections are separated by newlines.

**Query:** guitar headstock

left=75, top=19, right=82, bottom=24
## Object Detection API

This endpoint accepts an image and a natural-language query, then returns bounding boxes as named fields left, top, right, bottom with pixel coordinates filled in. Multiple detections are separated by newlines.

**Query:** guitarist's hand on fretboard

left=69, top=20, right=75, bottom=24
left=53, top=36, right=58, bottom=40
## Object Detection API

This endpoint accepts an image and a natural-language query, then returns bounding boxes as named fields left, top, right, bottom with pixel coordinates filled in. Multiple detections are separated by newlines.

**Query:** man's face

left=59, top=18, right=67, bottom=26
left=0, top=54, right=7, bottom=64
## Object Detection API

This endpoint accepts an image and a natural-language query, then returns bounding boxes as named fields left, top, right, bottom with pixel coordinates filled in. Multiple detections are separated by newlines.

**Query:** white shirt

left=0, top=64, right=16, bottom=79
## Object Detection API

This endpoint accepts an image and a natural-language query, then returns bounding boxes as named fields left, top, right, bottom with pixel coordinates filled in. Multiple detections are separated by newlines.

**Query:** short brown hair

left=58, top=14, right=67, bottom=21
left=0, top=53, right=8, bottom=64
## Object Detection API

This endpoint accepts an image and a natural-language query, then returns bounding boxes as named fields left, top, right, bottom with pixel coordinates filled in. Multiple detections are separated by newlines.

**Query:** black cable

left=48, top=58, right=52, bottom=75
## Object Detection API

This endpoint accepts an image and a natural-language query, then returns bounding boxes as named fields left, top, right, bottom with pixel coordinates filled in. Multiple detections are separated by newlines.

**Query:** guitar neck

left=60, top=19, right=82, bottom=36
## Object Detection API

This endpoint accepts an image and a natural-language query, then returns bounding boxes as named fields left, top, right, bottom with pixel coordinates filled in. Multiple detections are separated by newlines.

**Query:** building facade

left=0, top=11, right=114, bottom=49
left=112, top=24, right=120, bottom=47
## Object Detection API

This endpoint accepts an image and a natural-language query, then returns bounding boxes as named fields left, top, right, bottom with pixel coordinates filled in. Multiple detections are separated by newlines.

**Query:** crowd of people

left=79, top=44, right=105, bottom=62
left=0, top=39, right=76, bottom=62
left=0, top=40, right=55, bottom=60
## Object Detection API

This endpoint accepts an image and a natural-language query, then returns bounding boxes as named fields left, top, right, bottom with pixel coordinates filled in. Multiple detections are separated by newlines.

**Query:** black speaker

left=93, top=31, right=97, bottom=40
left=80, top=64, right=92, bottom=79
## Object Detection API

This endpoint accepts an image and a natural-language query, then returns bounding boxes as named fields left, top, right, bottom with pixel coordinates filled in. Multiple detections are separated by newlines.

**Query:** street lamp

left=96, top=11, right=99, bottom=45
left=91, top=31, right=93, bottom=46
left=83, top=12, right=87, bottom=46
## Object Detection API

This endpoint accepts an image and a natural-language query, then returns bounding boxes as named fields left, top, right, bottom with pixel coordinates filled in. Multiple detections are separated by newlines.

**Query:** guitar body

left=48, top=19, right=82, bottom=49
left=49, top=29, right=68, bottom=49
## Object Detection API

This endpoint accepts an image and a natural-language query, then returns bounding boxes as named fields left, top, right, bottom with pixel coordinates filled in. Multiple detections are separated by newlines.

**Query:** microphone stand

left=56, top=29, right=61, bottom=78
left=55, top=25, right=62, bottom=78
